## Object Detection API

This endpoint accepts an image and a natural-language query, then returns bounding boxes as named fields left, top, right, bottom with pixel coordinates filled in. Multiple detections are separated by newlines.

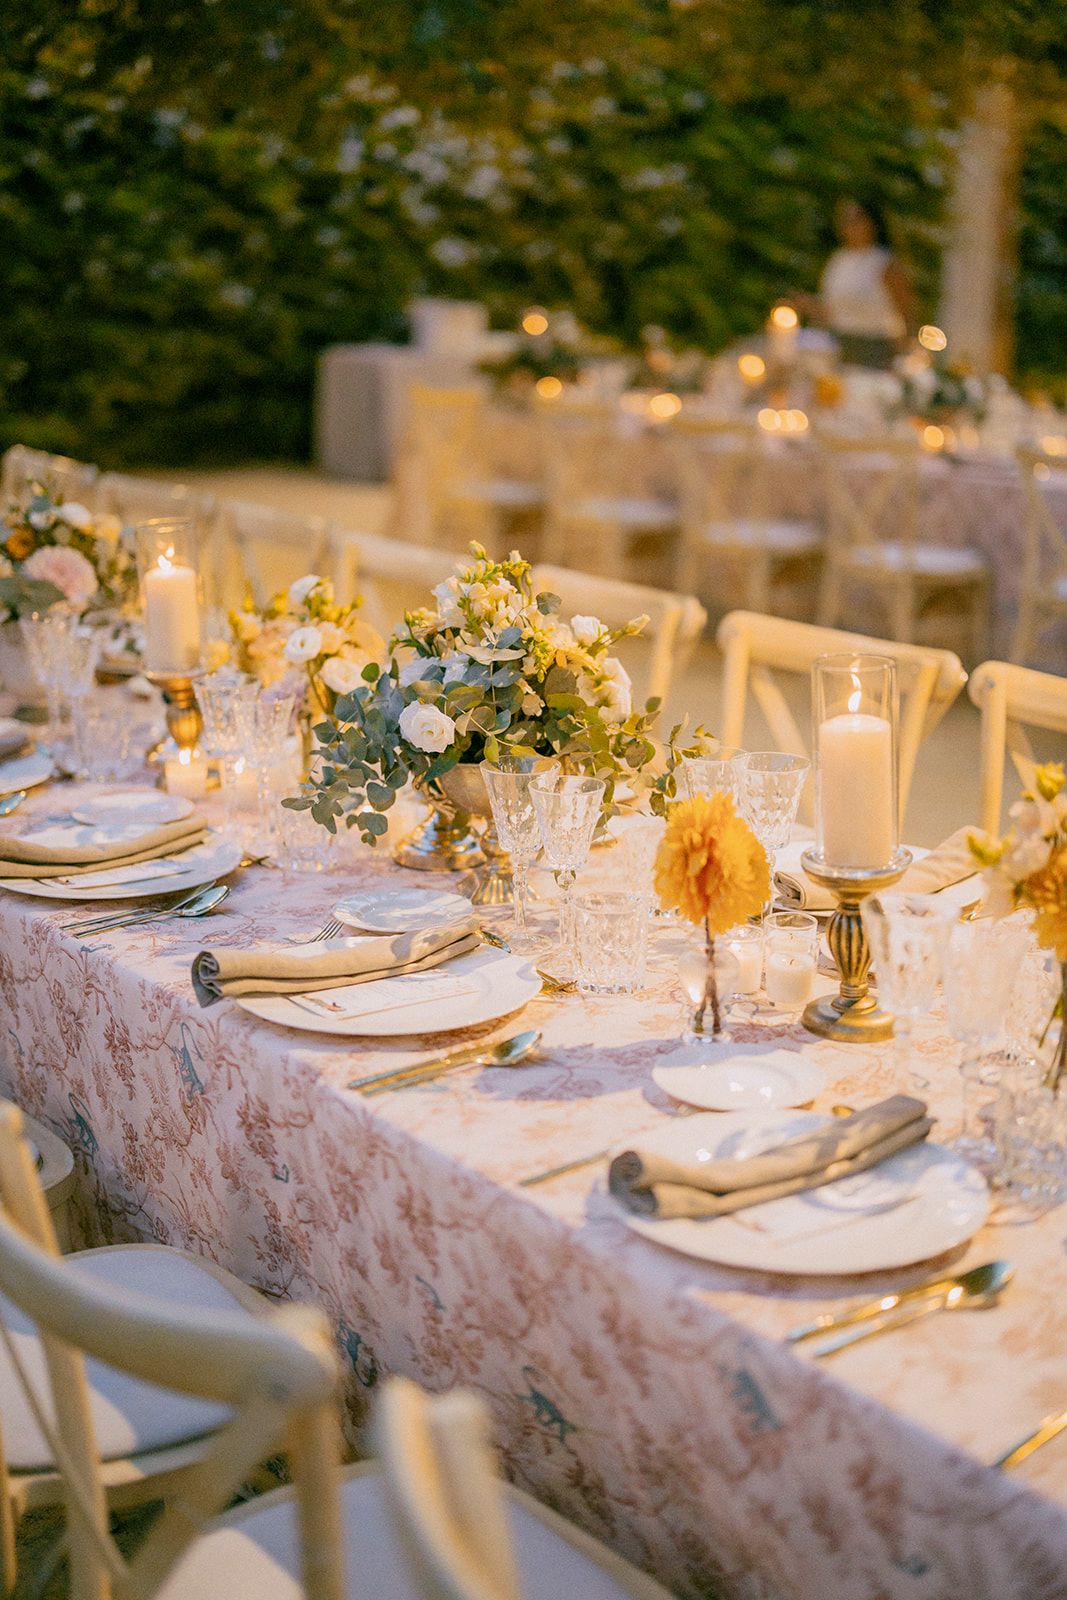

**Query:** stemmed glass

left=862, top=893, right=954, bottom=1091
left=199, top=671, right=259, bottom=833
left=943, top=917, right=1031, bottom=1160
left=529, top=771, right=605, bottom=972
left=234, top=689, right=296, bottom=851
left=678, top=742, right=745, bottom=802
left=19, top=610, right=79, bottom=760
left=64, top=630, right=102, bottom=778
left=481, top=755, right=557, bottom=948
left=738, top=752, right=809, bottom=915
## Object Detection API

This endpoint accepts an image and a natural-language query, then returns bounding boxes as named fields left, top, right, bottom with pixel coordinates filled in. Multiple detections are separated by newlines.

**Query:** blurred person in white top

left=812, top=197, right=916, bottom=369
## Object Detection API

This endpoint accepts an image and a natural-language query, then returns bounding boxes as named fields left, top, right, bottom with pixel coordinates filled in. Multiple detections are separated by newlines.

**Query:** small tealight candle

left=725, top=930, right=762, bottom=995
left=164, top=748, right=209, bottom=800
left=765, top=950, right=813, bottom=1009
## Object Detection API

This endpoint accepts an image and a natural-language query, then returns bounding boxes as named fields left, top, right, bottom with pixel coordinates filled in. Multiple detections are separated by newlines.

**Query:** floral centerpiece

left=628, top=325, right=710, bottom=396
left=890, top=355, right=987, bottom=431
left=970, top=762, right=1067, bottom=1090
left=287, top=543, right=663, bottom=844
left=0, top=484, right=133, bottom=621
left=654, top=793, right=770, bottom=1036
left=224, top=573, right=384, bottom=722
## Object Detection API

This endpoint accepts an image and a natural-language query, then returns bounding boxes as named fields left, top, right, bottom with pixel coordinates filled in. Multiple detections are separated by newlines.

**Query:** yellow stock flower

left=1026, top=843, right=1067, bottom=963
left=654, top=793, right=770, bottom=934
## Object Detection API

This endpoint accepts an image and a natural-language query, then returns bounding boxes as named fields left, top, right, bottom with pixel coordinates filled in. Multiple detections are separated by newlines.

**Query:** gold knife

left=347, top=1041, right=493, bottom=1093
left=995, top=1408, right=1067, bottom=1470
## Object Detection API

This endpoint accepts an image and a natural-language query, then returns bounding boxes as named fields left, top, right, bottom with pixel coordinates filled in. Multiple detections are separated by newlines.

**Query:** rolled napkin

left=0, top=816, right=207, bottom=879
left=609, top=1095, right=932, bottom=1219
left=774, top=828, right=980, bottom=913
left=192, top=920, right=483, bottom=1005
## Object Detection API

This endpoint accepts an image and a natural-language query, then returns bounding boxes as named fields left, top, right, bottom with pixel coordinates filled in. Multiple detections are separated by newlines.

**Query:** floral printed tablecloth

left=1, top=784, right=1066, bottom=1600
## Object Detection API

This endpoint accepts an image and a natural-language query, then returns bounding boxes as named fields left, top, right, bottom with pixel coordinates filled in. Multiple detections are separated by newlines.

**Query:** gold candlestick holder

left=145, top=671, right=203, bottom=765
left=800, top=847, right=911, bottom=1042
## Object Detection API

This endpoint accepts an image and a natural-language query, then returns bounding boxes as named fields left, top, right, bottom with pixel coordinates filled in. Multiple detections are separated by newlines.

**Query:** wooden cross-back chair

left=815, top=431, right=989, bottom=658
left=529, top=563, right=706, bottom=711
left=716, top=610, right=967, bottom=826
left=1, top=446, right=99, bottom=509
left=1011, top=447, right=1067, bottom=668
left=219, top=500, right=336, bottom=610
left=968, top=660, right=1067, bottom=833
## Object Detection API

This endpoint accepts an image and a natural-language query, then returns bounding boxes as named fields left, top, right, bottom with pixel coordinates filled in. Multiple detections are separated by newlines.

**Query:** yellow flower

left=202, top=638, right=231, bottom=672
left=654, top=793, right=770, bottom=934
left=1025, top=843, right=1067, bottom=963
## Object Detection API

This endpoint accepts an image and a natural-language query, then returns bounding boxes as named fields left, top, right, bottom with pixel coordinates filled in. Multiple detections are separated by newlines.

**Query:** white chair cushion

left=843, top=541, right=986, bottom=578
left=460, top=478, right=544, bottom=509
left=2, top=1247, right=249, bottom=1470
left=158, top=1468, right=648, bottom=1600
left=702, top=518, right=820, bottom=553
left=571, top=495, right=678, bottom=529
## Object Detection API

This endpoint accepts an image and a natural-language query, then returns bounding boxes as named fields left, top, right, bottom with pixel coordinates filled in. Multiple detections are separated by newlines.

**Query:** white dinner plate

left=334, top=887, right=473, bottom=936
left=0, top=751, right=52, bottom=796
left=70, top=790, right=195, bottom=828
left=0, top=835, right=243, bottom=901
left=618, top=1109, right=989, bottom=1275
left=235, top=947, right=542, bottom=1038
left=652, top=1043, right=824, bottom=1111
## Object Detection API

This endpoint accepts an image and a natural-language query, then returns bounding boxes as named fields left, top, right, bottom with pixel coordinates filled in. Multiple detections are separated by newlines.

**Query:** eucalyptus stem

left=703, top=919, right=722, bottom=1037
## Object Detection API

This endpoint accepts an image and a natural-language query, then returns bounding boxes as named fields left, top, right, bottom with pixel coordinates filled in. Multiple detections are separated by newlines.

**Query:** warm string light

left=522, top=308, right=549, bottom=336
left=758, top=407, right=808, bottom=434
left=738, top=352, right=766, bottom=382
left=918, top=324, right=947, bottom=352
left=648, top=391, right=682, bottom=420
left=769, top=304, right=799, bottom=331
left=1039, top=435, right=1067, bottom=457
left=535, top=374, right=562, bottom=400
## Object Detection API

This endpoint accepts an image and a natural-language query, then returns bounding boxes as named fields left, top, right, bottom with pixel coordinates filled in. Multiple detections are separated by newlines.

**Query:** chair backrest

left=392, top=387, right=487, bottom=548
left=1016, top=446, right=1067, bottom=595
left=968, top=659, right=1067, bottom=833
left=220, top=500, right=336, bottom=610
left=816, top=431, right=920, bottom=561
left=530, top=563, right=705, bottom=709
left=329, top=530, right=458, bottom=639
left=0, top=1100, right=343, bottom=1600
left=2, top=446, right=99, bottom=508
left=669, top=420, right=780, bottom=542
left=376, top=1377, right=521, bottom=1600
left=716, top=610, right=967, bottom=824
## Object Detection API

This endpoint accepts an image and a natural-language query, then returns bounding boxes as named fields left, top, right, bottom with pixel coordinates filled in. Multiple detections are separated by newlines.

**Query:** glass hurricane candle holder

left=134, top=518, right=205, bottom=762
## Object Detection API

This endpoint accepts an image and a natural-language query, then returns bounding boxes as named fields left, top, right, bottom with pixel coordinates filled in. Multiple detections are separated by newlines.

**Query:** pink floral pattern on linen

left=1, top=783, right=1066, bottom=1600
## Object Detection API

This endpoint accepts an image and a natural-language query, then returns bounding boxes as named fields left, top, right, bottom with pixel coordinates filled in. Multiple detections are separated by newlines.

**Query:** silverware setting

left=995, top=1405, right=1067, bottom=1470
left=0, top=790, right=27, bottom=817
left=479, top=928, right=576, bottom=994
left=58, top=882, right=230, bottom=938
left=348, top=1029, right=542, bottom=1095
left=789, top=1261, right=1015, bottom=1357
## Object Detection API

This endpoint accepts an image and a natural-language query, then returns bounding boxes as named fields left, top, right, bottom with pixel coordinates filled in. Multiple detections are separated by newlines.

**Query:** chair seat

left=158, top=1465, right=662, bottom=1600
left=702, top=518, right=821, bottom=554
left=3, top=1247, right=254, bottom=1471
left=842, top=541, right=987, bottom=579
left=460, top=478, right=544, bottom=510
left=570, top=495, right=678, bottom=530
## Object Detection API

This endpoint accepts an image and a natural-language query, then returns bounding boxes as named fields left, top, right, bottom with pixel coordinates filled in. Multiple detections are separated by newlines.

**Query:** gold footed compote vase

left=145, top=670, right=204, bottom=766
left=394, top=784, right=485, bottom=875
left=800, top=847, right=911, bottom=1043
left=438, top=765, right=515, bottom=907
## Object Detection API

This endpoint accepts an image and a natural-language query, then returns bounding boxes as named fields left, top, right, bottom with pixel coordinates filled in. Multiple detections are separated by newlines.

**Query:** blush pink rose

left=22, top=545, right=99, bottom=609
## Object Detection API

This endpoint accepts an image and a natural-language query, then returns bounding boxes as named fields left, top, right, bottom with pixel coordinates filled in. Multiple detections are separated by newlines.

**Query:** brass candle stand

left=145, top=670, right=203, bottom=765
left=800, top=847, right=911, bottom=1043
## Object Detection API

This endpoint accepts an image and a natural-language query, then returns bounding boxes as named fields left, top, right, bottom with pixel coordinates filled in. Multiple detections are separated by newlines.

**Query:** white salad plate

left=652, top=1044, right=824, bottom=1111
left=236, top=947, right=541, bottom=1038
left=334, top=887, right=473, bottom=935
left=0, top=751, right=52, bottom=796
left=618, top=1109, right=989, bottom=1275
left=0, top=835, right=242, bottom=901
left=70, top=790, right=195, bottom=828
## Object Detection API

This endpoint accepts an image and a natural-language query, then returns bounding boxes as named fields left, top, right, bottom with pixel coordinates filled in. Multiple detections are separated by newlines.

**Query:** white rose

left=287, top=574, right=322, bottom=608
left=27, top=509, right=53, bottom=531
left=319, top=656, right=366, bottom=695
left=398, top=701, right=456, bottom=754
left=283, top=624, right=323, bottom=663
left=570, top=613, right=603, bottom=646
left=56, top=501, right=93, bottom=531
left=598, top=656, right=632, bottom=722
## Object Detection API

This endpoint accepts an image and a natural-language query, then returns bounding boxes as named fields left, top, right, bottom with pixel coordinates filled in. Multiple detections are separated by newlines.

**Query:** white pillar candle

left=144, top=552, right=201, bottom=674
left=765, top=950, right=813, bottom=1008
left=818, top=712, right=894, bottom=868
left=163, top=749, right=209, bottom=800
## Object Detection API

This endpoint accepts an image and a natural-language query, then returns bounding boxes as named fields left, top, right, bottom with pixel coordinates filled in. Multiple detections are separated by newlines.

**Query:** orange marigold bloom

left=654, top=792, right=770, bottom=934
left=1026, top=844, right=1067, bottom=963
left=4, top=529, right=34, bottom=561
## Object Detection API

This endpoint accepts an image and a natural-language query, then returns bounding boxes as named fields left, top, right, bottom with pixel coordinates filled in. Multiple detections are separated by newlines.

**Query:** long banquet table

left=2, top=776, right=1067, bottom=1600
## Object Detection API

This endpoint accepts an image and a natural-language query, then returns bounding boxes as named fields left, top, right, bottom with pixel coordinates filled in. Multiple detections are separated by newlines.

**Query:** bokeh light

left=918, top=324, right=947, bottom=352
left=522, top=309, right=549, bottom=336
left=770, top=304, right=799, bottom=331
left=535, top=374, right=562, bottom=399
left=738, top=353, right=766, bottom=382
left=649, top=391, right=682, bottom=420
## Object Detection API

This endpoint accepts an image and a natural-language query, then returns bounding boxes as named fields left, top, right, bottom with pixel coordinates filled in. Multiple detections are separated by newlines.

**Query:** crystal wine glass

left=234, top=688, right=296, bottom=852
left=19, top=609, right=79, bottom=761
left=199, top=670, right=259, bottom=833
left=942, top=917, right=1031, bottom=1160
left=481, top=754, right=557, bottom=947
left=64, top=629, right=101, bottom=778
left=678, top=742, right=745, bottom=803
left=529, top=771, right=605, bottom=972
left=862, top=893, right=954, bottom=1091
left=738, top=751, right=809, bottom=915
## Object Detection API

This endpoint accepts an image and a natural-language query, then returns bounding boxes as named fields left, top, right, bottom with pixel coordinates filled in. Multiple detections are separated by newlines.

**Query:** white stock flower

left=287, top=574, right=322, bottom=608
left=319, top=656, right=366, bottom=695
left=432, top=578, right=463, bottom=627
left=56, top=501, right=93, bottom=531
left=570, top=614, right=603, bottom=646
left=398, top=700, right=456, bottom=754
left=283, top=625, right=323, bottom=663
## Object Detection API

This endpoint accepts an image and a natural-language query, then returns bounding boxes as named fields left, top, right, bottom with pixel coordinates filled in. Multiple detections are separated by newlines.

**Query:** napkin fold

left=609, top=1095, right=932, bottom=1219
left=192, top=920, right=483, bottom=1006
left=774, top=828, right=979, bottom=913
left=0, top=817, right=207, bottom=879
left=0, top=720, right=31, bottom=760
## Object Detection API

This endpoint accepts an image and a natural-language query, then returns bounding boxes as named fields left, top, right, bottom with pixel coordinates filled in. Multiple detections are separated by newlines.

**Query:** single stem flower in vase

left=654, top=793, right=770, bottom=1043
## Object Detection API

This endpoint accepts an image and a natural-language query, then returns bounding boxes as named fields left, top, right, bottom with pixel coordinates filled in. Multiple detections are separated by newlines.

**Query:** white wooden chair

left=530, top=564, right=706, bottom=710
left=815, top=432, right=989, bottom=658
left=716, top=610, right=967, bottom=826
left=0, top=1100, right=270, bottom=1598
left=968, top=660, right=1067, bottom=833
left=2, top=446, right=99, bottom=508
left=219, top=501, right=337, bottom=610
left=1011, top=447, right=1067, bottom=668
left=0, top=1104, right=676, bottom=1600
left=670, top=418, right=822, bottom=617
left=329, top=530, right=457, bottom=639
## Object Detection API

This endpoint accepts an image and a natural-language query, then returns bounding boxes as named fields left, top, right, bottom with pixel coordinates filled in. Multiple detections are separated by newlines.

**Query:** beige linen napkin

left=774, top=827, right=980, bottom=913
left=0, top=721, right=31, bottom=760
left=0, top=817, right=207, bottom=879
left=192, top=920, right=483, bottom=1006
left=609, top=1095, right=932, bottom=1219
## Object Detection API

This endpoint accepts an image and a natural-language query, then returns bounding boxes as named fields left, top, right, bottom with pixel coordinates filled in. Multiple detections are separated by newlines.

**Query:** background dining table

left=1, top=772, right=1066, bottom=1600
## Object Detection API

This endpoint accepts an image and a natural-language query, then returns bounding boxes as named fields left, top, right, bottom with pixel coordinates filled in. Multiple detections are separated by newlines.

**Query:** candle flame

left=157, top=544, right=176, bottom=574
left=178, top=748, right=192, bottom=767
left=847, top=664, right=863, bottom=715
